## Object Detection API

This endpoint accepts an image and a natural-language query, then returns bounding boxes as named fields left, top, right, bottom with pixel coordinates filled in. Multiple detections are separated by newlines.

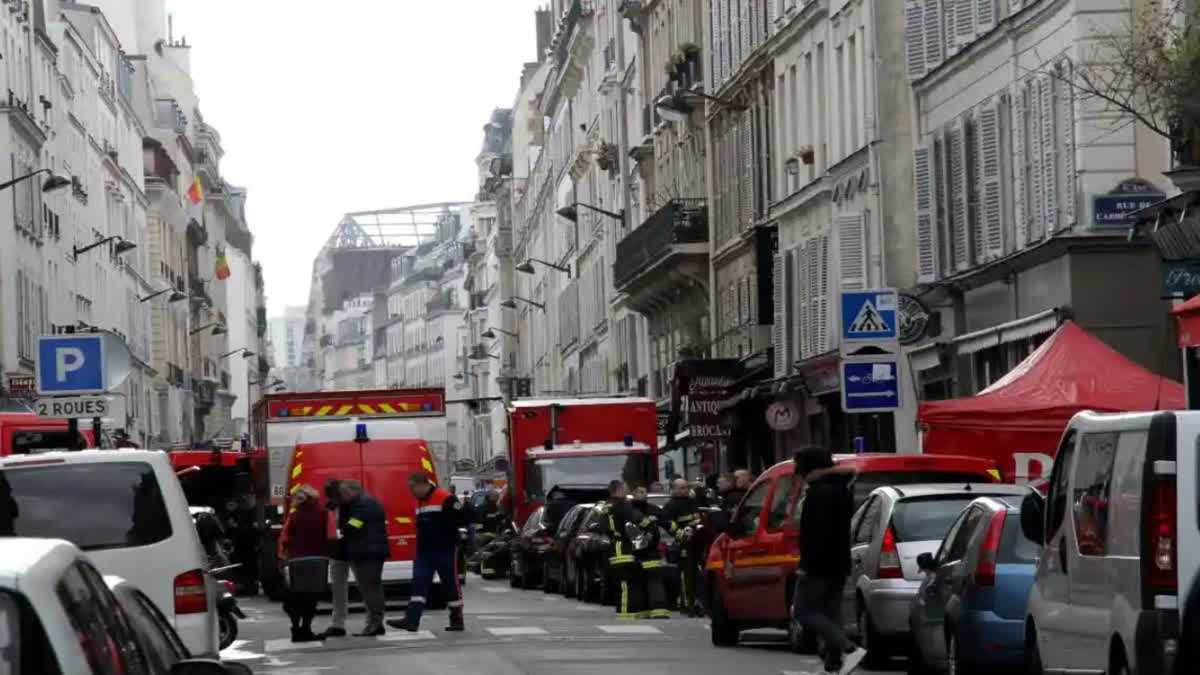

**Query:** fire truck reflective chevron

left=264, top=390, right=445, bottom=419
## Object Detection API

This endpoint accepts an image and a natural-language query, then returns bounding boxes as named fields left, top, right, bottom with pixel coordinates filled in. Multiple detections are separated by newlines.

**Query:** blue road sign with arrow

left=841, top=360, right=900, bottom=413
left=841, top=289, right=898, bottom=344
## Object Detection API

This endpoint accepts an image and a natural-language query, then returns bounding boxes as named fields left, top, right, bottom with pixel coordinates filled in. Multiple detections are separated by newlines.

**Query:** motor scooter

left=211, top=563, right=246, bottom=650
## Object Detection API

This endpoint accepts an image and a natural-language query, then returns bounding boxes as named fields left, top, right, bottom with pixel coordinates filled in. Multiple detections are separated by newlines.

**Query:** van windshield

left=0, top=461, right=172, bottom=550
left=525, top=453, right=650, bottom=500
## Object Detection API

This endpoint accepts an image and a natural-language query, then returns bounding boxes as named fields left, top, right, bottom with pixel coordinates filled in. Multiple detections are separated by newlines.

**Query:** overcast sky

left=164, top=0, right=546, bottom=314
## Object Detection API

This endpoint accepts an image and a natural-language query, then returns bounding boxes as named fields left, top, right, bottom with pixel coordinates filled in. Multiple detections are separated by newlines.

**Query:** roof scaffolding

left=321, top=202, right=473, bottom=252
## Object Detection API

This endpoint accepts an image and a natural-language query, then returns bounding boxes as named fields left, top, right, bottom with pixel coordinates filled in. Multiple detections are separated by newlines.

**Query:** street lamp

left=249, top=377, right=284, bottom=387
left=481, top=327, right=518, bottom=340
left=500, top=297, right=546, bottom=311
left=0, top=168, right=71, bottom=194
left=556, top=203, right=624, bottom=224
left=221, top=348, right=256, bottom=359
left=654, top=89, right=747, bottom=124
left=73, top=235, right=136, bottom=262
left=189, top=322, right=226, bottom=336
left=516, top=258, right=571, bottom=277
left=138, top=288, right=187, bottom=303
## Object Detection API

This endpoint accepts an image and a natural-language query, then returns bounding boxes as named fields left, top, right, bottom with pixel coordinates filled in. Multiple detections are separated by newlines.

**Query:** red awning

left=918, top=320, right=1183, bottom=481
left=1174, top=294, right=1200, bottom=348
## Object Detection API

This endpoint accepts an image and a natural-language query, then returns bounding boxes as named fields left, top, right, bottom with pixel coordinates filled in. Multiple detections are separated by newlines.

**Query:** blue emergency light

left=355, top=423, right=369, bottom=443
left=623, top=434, right=634, bottom=447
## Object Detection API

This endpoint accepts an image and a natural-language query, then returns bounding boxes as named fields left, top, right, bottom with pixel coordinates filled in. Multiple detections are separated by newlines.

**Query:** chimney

left=534, top=7, right=553, bottom=61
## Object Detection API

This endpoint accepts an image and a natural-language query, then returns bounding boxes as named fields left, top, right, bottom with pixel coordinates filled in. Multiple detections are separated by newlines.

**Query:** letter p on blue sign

left=36, top=335, right=106, bottom=395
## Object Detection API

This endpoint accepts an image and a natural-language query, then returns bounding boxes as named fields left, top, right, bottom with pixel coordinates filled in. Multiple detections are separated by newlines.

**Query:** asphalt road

left=222, top=576, right=909, bottom=675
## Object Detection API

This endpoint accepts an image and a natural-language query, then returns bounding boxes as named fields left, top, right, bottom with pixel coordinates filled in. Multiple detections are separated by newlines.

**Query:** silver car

left=843, top=482, right=1029, bottom=667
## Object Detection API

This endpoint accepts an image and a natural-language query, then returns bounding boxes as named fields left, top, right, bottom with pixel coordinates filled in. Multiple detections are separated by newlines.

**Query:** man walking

left=319, top=479, right=349, bottom=638
left=390, top=473, right=471, bottom=632
left=337, top=480, right=389, bottom=636
left=792, top=448, right=866, bottom=674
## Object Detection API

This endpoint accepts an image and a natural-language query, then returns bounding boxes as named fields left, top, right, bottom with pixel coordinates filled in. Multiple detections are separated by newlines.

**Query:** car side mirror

left=917, top=552, right=936, bottom=572
left=170, top=660, right=253, bottom=675
left=1020, top=490, right=1046, bottom=545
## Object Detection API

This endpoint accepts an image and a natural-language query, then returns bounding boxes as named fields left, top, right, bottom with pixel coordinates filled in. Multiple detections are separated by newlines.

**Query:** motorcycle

left=211, top=564, right=247, bottom=650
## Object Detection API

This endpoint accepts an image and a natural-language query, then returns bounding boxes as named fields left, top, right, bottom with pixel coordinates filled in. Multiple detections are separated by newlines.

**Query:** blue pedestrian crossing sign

left=840, top=289, right=899, bottom=344
left=840, top=360, right=900, bottom=413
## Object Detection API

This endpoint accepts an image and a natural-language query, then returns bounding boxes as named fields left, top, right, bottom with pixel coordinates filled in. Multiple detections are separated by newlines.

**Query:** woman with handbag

left=280, top=484, right=330, bottom=642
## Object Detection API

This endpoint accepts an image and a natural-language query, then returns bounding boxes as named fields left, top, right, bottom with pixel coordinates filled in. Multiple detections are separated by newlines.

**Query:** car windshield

left=999, top=512, right=1042, bottom=563
left=890, top=495, right=979, bottom=542
left=852, top=471, right=994, bottom=508
left=0, top=462, right=172, bottom=550
left=525, top=453, right=650, bottom=500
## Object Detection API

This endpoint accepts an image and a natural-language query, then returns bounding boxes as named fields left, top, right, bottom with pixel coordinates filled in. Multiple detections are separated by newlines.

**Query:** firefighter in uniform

left=660, top=478, right=701, bottom=615
left=388, top=473, right=472, bottom=632
left=631, top=486, right=670, bottom=619
left=602, top=480, right=643, bottom=619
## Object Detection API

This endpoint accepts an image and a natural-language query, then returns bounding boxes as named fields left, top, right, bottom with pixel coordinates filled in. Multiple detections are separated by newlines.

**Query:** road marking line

left=479, top=586, right=511, bottom=593
left=263, top=638, right=326, bottom=652
left=486, top=626, right=549, bottom=636
left=376, top=630, right=436, bottom=642
left=595, top=624, right=663, bottom=634
left=574, top=604, right=603, bottom=611
left=474, top=615, right=523, bottom=620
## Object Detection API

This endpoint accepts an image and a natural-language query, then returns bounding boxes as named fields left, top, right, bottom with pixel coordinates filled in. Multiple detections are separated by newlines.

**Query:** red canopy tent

left=1173, top=294, right=1200, bottom=347
left=918, top=320, right=1183, bottom=482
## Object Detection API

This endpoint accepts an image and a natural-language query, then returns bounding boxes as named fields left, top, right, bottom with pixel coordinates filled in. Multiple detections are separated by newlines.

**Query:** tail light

left=878, top=526, right=902, bottom=579
left=973, top=511, right=1007, bottom=586
left=1145, top=482, right=1177, bottom=589
left=174, top=569, right=208, bottom=615
left=532, top=532, right=552, bottom=548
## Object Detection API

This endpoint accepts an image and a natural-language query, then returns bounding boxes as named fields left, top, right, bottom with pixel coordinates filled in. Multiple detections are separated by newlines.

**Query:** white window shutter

left=1058, top=60, right=1077, bottom=226
left=905, top=0, right=926, bottom=80
left=817, top=234, right=830, bottom=354
left=923, top=0, right=944, bottom=73
left=1039, top=74, right=1057, bottom=233
left=978, top=99, right=1004, bottom=260
left=796, top=243, right=811, bottom=359
left=955, top=0, right=974, bottom=46
left=1009, top=84, right=1028, bottom=248
left=836, top=212, right=867, bottom=291
left=976, top=0, right=996, bottom=34
left=914, top=144, right=938, bottom=281
left=966, top=114, right=984, bottom=265
left=809, top=240, right=822, bottom=358
left=773, top=252, right=786, bottom=375
left=1027, top=79, right=1046, bottom=242
left=948, top=119, right=970, bottom=271
left=944, top=0, right=959, bottom=57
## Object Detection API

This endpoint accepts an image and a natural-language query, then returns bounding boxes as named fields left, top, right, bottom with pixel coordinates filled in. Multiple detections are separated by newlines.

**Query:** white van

left=0, top=450, right=219, bottom=657
left=1021, top=410, right=1190, bottom=675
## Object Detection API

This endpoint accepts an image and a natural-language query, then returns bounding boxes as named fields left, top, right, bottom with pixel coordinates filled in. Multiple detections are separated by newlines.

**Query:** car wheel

left=509, top=559, right=522, bottom=588
left=858, top=604, right=889, bottom=668
left=562, top=563, right=575, bottom=598
left=709, top=584, right=739, bottom=647
left=219, top=612, right=238, bottom=650
left=543, top=562, right=555, bottom=593
left=1026, top=628, right=1044, bottom=675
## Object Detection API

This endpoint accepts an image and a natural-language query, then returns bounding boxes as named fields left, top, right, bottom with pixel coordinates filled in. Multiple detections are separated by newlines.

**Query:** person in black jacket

left=474, top=490, right=503, bottom=535
left=660, top=478, right=701, bottom=615
left=390, top=473, right=472, bottom=632
left=337, top=480, right=389, bottom=636
left=793, top=448, right=866, bottom=675
left=543, top=488, right=574, bottom=533
left=603, top=480, right=646, bottom=619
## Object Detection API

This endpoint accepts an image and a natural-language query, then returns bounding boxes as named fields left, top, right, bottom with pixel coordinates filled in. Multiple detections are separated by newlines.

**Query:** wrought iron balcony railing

left=614, top=198, right=708, bottom=289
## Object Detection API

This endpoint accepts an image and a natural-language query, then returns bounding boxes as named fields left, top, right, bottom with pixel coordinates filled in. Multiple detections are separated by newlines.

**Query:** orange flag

left=187, top=176, right=203, bottom=205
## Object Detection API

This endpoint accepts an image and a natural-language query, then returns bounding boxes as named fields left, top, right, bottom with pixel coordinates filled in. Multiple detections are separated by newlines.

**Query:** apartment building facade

left=903, top=0, right=1179, bottom=401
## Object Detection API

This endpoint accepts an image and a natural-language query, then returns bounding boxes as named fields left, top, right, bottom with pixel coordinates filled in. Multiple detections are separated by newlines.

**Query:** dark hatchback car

left=544, top=503, right=594, bottom=596
left=509, top=506, right=553, bottom=589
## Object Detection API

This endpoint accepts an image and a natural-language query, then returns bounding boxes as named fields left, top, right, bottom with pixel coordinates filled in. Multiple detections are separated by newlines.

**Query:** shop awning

left=1174, top=294, right=1200, bottom=348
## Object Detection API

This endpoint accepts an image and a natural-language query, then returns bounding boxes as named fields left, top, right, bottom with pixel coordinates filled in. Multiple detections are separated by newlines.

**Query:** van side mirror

left=917, top=552, right=936, bottom=572
left=1020, top=490, right=1046, bottom=545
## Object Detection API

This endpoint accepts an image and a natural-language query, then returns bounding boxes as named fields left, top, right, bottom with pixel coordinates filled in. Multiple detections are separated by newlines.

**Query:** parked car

left=510, top=506, right=553, bottom=589
left=545, top=503, right=594, bottom=596
left=106, top=575, right=192, bottom=671
left=0, top=537, right=248, bottom=675
left=0, top=449, right=220, bottom=657
left=1022, top=410, right=1189, bottom=675
left=704, top=453, right=1001, bottom=649
left=909, top=493, right=1042, bottom=673
left=568, top=503, right=617, bottom=603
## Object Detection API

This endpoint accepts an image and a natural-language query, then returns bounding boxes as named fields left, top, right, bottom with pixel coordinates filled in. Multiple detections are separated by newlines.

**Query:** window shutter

left=836, top=212, right=867, bottom=290
left=739, top=0, right=750, bottom=65
left=923, top=0, right=943, bottom=73
left=955, top=0, right=974, bottom=46
left=905, top=0, right=926, bottom=79
left=1038, top=74, right=1057, bottom=233
left=1009, top=84, right=1028, bottom=249
left=1027, top=79, right=1046, bottom=242
left=796, top=242, right=811, bottom=358
left=1058, top=61, right=1077, bottom=227
left=948, top=119, right=970, bottom=271
left=944, top=0, right=959, bottom=57
left=978, top=99, right=1004, bottom=260
left=784, top=251, right=796, bottom=365
left=976, top=0, right=996, bottom=34
left=914, top=144, right=938, bottom=282
left=773, top=252, right=787, bottom=376
left=966, top=114, right=984, bottom=265
left=816, top=235, right=830, bottom=354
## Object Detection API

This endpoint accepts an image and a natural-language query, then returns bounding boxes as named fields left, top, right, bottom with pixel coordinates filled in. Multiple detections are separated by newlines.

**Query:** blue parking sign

left=36, top=335, right=106, bottom=394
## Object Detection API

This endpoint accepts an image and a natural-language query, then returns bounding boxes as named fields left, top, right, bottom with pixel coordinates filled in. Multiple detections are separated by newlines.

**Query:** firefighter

left=630, top=485, right=670, bottom=618
left=388, top=473, right=472, bottom=632
left=601, top=480, right=642, bottom=619
left=660, top=477, right=701, bottom=615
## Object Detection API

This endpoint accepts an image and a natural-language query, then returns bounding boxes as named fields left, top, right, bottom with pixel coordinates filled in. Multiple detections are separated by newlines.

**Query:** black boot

left=446, top=608, right=464, bottom=632
left=386, top=617, right=419, bottom=632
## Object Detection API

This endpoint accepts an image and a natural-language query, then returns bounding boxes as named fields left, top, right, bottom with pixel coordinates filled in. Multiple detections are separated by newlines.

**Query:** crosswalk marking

left=377, top=630, right=436, bottom=642
left=480, top=586, right=511, bottom=593
left=596, top=624, right=662, bottom=634
left=263, top=638, right=327, bottom=653
left=485, top=626, right=548, bottom=636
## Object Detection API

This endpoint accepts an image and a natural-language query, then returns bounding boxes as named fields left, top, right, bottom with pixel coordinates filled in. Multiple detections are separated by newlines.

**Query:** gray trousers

left=792, top=574, right=855, bottom=671
left=329, top=559, right=349, bottom=629
left=351, top=559, right=386, bottom=628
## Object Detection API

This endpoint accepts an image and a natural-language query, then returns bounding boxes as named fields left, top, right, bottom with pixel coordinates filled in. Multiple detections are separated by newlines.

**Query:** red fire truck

left=507, top=397, right=659, bottom=527
left=251, top=387, right=446, bottom=597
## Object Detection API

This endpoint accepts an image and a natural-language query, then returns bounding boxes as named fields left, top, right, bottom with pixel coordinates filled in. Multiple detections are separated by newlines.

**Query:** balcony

left=614, top=198, right=710, bottom=314
left=548, top=0, right=595, bottom=102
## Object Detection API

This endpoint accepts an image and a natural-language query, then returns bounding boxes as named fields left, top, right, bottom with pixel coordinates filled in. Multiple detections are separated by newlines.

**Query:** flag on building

left=187, top=176, right=203, bottom=205
left=214, top=245, right=231, bottom=280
